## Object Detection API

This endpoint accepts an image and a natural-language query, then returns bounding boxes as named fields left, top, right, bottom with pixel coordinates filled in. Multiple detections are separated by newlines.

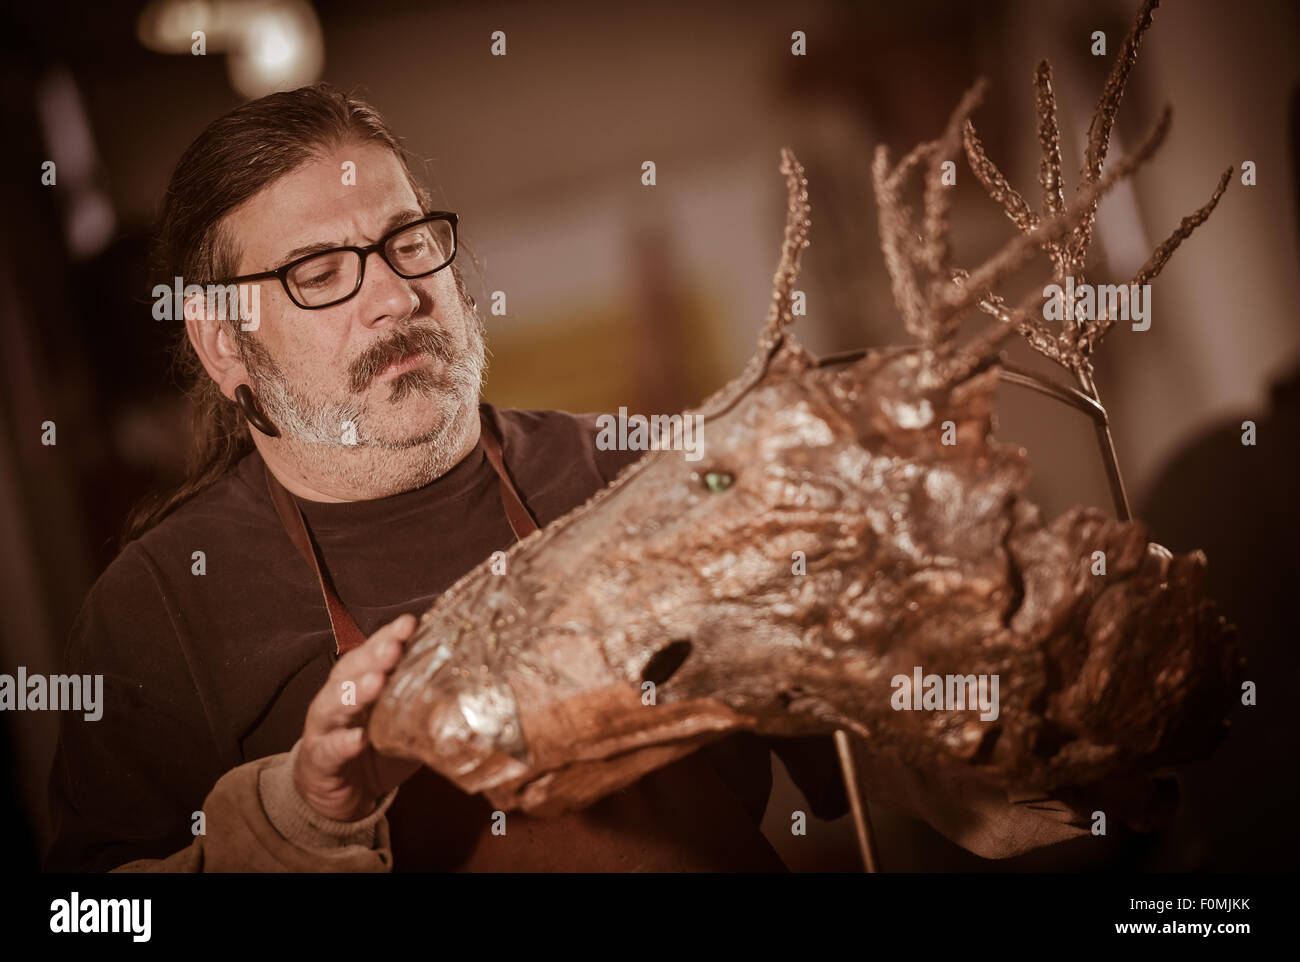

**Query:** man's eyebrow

left=382, top=209, right=426, bottom=235
left=274, top=210, right=426, bottom=264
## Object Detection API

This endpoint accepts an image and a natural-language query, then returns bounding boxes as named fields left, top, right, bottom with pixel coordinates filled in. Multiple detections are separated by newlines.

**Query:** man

left=42, top=84, right=848, bottom=872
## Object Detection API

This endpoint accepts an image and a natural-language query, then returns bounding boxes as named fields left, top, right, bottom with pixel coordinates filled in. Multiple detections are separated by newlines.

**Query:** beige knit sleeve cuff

left=258, top=739, right=400, bottom=852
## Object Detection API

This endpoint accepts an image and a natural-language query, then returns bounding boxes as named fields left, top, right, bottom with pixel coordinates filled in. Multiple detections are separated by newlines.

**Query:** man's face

left=222, top=140, right=485, bottom=449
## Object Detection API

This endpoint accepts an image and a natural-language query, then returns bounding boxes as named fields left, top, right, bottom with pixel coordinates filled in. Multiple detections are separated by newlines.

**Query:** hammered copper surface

left=368, top=343, right=1237, bottom=823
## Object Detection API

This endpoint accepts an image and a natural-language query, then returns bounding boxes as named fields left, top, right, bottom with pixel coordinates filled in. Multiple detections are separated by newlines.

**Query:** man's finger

left=309, top=670, right=388, bottom=735
left=336, top=613, right=417, bottom=678
left=305, top=615, right=417, bottom=734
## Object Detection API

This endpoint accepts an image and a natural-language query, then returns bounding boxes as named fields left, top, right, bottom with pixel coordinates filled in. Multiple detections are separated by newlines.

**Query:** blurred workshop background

left=1, top=0, right=1297, bottom=872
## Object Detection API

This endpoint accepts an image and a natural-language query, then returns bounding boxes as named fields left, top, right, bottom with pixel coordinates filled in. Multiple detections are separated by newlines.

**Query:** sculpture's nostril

left=642, top=639, right=693, bottom=686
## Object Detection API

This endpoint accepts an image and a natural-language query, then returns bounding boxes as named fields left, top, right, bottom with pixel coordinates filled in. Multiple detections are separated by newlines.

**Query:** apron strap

left=265, top=406, right=539, bottom=656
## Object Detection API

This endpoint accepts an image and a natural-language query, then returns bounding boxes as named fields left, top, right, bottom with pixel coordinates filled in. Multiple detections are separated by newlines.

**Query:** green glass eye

left=703, top=471, right=734, bottom=493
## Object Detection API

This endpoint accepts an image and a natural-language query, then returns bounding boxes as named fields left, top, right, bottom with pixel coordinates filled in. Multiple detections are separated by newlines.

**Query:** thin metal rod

left=1072, top=367, right=1133, bottom=520
left=994, top=361, right=1132, bottom=521
left=834, top=729, right=880, bottom=872
left=997, top=362, right=1107, bottom=422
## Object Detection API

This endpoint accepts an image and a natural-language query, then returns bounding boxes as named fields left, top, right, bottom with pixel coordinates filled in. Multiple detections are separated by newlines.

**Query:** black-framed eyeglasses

left=219, top=212, right=459, bottom=310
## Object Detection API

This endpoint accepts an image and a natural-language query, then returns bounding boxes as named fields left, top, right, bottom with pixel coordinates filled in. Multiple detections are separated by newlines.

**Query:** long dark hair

left=122, top=84, right=456, bottom=544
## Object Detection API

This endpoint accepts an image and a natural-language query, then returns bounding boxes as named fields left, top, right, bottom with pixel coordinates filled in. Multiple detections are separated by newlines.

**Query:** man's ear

left=185, top=292, right=248, bottom=402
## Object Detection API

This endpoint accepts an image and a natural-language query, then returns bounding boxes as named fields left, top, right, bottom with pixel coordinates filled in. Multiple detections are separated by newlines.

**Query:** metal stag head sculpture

left=370, top=0, right=1238, bottom=827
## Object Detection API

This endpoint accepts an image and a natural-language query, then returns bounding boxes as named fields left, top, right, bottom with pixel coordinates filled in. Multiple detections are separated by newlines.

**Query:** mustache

left=349, top=325, right=456, bottom=393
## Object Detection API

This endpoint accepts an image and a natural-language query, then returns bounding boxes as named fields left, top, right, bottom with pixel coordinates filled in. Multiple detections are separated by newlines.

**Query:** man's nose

left=356, top=250, right=420, bottom=327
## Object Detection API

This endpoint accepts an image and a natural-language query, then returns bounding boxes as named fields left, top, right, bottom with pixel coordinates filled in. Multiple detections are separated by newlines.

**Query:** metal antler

left=871, top=72, right=1181, bottom=391
left=759, top=148, right=814, bottom=352
left=872, top=0, right=1229, bottom=519
left=872, top=80, right=991, bottom=356
left=960, top=0, right=1231, bottom=376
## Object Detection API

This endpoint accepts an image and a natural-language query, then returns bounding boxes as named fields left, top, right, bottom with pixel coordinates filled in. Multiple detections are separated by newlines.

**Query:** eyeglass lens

left=285, top=218, right=455, bottom=307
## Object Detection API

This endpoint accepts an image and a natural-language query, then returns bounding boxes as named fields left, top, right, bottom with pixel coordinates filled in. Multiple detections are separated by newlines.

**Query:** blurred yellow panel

left=481, top=285, right=729, bottom=415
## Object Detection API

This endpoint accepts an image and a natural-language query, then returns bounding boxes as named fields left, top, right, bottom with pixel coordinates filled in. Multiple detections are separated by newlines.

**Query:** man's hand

left=294, top=613, right=422, bottom=822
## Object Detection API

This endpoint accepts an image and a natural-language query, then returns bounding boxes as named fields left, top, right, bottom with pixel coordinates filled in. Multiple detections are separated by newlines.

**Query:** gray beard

left=238, top=309, right=489, bottom=497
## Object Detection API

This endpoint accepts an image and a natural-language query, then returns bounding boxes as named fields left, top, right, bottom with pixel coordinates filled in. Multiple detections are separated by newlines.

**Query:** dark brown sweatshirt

left=43, top=403, right=847, bottom=872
